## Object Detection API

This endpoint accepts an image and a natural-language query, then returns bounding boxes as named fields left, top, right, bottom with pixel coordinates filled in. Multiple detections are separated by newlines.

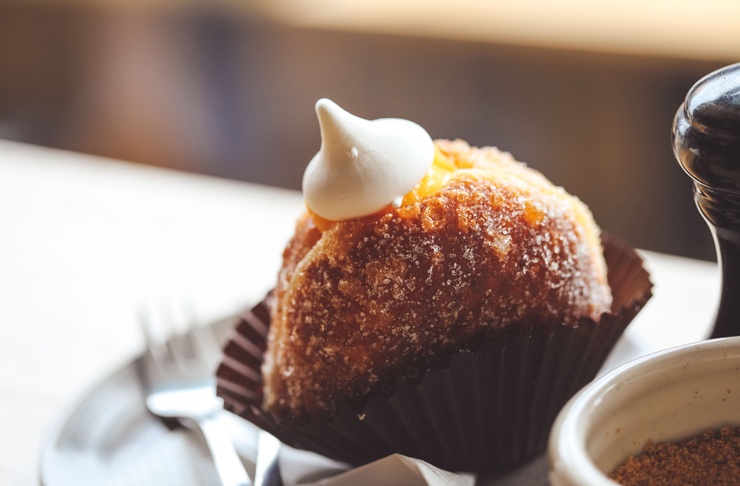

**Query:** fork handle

left=198, top=414, right=252, bottom=486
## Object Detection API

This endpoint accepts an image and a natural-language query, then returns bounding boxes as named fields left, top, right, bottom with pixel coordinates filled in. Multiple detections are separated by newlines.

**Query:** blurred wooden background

left=1, top=0, right=735, bottom=260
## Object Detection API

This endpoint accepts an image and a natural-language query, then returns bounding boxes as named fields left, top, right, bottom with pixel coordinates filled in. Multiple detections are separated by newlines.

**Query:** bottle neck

left=695, top=183, right=740, bottom=338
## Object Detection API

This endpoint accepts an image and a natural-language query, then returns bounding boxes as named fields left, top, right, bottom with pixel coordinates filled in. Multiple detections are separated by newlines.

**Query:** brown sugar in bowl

left=609, top=427, right=740, bottom=486
left=549, top=337, right=740, bottom=486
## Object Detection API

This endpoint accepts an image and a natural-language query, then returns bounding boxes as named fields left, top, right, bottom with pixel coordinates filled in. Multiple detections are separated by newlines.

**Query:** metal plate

left=39, top=318, right=260, bottom=486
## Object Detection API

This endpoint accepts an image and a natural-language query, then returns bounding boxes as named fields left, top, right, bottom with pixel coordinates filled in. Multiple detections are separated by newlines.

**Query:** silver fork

left=138, top=304, right=252, bottom=486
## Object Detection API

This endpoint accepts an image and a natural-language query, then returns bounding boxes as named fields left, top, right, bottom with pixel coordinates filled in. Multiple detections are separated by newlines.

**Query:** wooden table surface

left=0, top=139, right=720, bottom=485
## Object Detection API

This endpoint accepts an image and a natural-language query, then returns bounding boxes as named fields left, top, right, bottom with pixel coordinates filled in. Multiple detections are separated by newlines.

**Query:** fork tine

left=164, top=310, right=199, bottom=375
left=180, top=300, right=223, bottom=372
left=139, top=303, right=174, bottom=367
left=191, top=318, right=223, bottom=371
left=181, top=300, right=223, bottom=368
left=138, top=304, right=156, bottom=349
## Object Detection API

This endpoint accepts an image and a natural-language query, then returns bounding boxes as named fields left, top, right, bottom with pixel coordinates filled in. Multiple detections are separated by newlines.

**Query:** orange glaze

left=308, top=147, right=456, bottom=232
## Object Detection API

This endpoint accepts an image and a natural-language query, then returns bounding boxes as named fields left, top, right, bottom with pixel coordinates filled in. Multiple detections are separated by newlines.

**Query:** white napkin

left=278, top=444, right=476, bottom=486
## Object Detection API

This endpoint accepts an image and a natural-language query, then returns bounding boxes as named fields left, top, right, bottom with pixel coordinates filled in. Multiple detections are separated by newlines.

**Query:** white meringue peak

left=302, top=99, right=434, bottom=221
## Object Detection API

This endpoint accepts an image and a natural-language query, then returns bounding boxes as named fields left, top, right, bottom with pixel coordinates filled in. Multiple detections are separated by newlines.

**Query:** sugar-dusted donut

left=262, top=139, right=611, bottom=420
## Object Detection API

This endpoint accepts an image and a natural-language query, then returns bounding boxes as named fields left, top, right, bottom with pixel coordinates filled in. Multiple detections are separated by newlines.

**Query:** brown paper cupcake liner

left=216, top=233, right=652, bottom=473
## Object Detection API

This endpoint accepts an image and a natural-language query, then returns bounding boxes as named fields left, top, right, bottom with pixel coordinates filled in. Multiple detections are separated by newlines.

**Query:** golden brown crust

left=262, top=140, right=611, bottom=420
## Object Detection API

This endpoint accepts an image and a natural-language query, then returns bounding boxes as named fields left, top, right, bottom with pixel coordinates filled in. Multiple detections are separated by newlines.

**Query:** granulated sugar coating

left=262, top=140, right=612, bottom=421
left=610, top=428, right=740, bottom=486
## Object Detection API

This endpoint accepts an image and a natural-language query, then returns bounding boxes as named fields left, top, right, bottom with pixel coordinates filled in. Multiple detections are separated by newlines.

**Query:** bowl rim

left=548, top=336, right=740, bottom=486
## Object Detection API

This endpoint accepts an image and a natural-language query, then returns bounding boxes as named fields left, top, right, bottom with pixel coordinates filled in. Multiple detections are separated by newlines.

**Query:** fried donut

left=262, top=139, right=612, bottom=421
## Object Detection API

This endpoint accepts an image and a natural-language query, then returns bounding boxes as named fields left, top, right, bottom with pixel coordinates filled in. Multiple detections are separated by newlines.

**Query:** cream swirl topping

left=302, top=99, right=434, bottom=221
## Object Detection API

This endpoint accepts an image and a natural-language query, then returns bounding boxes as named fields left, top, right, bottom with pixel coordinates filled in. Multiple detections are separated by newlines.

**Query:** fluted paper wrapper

left=216, top=234, right=652, bottom=474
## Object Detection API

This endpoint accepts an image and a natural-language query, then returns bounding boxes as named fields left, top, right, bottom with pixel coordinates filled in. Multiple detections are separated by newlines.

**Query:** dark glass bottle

left=673, top=62, right=740, bottom=339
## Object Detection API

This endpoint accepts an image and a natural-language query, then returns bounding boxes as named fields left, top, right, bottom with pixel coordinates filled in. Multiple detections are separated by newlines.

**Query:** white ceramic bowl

left=548, top=337, right=740, bottom=486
